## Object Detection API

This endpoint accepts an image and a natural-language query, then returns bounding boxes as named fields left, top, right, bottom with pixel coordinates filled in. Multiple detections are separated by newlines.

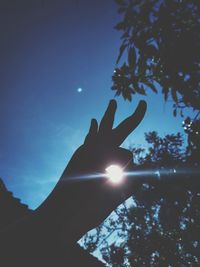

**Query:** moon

left=77, top=87, right=83, bottom=93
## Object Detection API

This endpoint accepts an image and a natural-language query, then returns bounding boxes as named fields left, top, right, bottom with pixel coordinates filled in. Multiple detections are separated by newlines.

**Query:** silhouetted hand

left=37, top=99, right=147, bottom=244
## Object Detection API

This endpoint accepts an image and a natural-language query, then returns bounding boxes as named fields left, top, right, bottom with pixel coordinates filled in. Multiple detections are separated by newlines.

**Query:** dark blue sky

left=0, top=0, right=189, bottom=209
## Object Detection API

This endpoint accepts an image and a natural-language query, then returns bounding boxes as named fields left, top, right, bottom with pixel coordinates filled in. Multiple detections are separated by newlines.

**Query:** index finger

left=99, top=99, right=117, bottom=134
left=112, top=100, right=147, bottom=146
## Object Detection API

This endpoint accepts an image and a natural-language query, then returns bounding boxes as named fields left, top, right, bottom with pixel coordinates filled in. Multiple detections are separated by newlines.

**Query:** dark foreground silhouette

left=0, top=179, right=104, bottom=267
left=0, top=100, right=146, bottom=266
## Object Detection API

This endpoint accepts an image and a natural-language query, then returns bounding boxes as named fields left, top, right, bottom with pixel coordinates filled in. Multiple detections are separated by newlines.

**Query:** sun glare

left=105, top=165, right=124, bottom=184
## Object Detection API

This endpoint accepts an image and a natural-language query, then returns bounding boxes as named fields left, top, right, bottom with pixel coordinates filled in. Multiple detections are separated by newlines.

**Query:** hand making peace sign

left=37, top=99, right=147, bottom=244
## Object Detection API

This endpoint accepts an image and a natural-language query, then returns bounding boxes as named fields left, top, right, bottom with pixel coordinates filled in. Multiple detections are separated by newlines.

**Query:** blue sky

left=0, top=0, right=191, bottom=209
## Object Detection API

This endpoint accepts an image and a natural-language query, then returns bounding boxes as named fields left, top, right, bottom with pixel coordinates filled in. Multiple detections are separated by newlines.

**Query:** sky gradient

left=0, top=0, right=191, bottom=209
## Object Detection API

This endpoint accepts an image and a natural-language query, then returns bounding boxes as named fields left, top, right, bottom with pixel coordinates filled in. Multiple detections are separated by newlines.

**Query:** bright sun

left=105, top=165, right=124, bottom=184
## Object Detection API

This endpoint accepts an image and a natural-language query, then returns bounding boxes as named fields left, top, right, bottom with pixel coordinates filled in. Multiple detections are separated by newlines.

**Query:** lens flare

left=61, top=167, right=200, bottom=185
left=105, top=165, right=124, bottom=184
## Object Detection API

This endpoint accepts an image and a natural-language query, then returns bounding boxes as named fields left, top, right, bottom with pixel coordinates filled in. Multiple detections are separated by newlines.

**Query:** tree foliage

left=112, top=0, right=200, bottom=114
left=82, top=129, right=200, bottom=266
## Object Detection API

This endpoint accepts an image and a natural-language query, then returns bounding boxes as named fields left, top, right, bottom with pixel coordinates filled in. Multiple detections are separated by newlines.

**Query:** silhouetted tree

left=82, top=131, right=200, bottom=266
left=112, top=0, right=200, bottom=116
left=183, top=117, right=200, bottom=163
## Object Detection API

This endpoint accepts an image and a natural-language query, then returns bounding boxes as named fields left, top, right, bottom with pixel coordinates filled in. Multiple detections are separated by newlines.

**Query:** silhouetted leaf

left=145, top=81, right=158, bottom=93
left=121, top=32, right=129, bottom=39
left=115, top=90, right=121, bottom=96
left=114, top=21, right=127, bottom=30
left=134, top=85, right=146, bottom=95
left=173, top=108, right=177, bottom=117
left=128, top=47, right=136, bottom=71
left=122, top=89, right=132, bottom=101
left=118, top=7, right=126, bottom=14
left=144, top=44, right=158, bottom=57
left=163, top=87, right=169, bottom=101
left=126, top=92, right=132, bottom=101
left=180, top=110, right=184, bottom=118
left=171, top=89, right=178, bottom=103
left=115, top=0, right=126, bottom=6
left=116, top=43, right=127, bottom=64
